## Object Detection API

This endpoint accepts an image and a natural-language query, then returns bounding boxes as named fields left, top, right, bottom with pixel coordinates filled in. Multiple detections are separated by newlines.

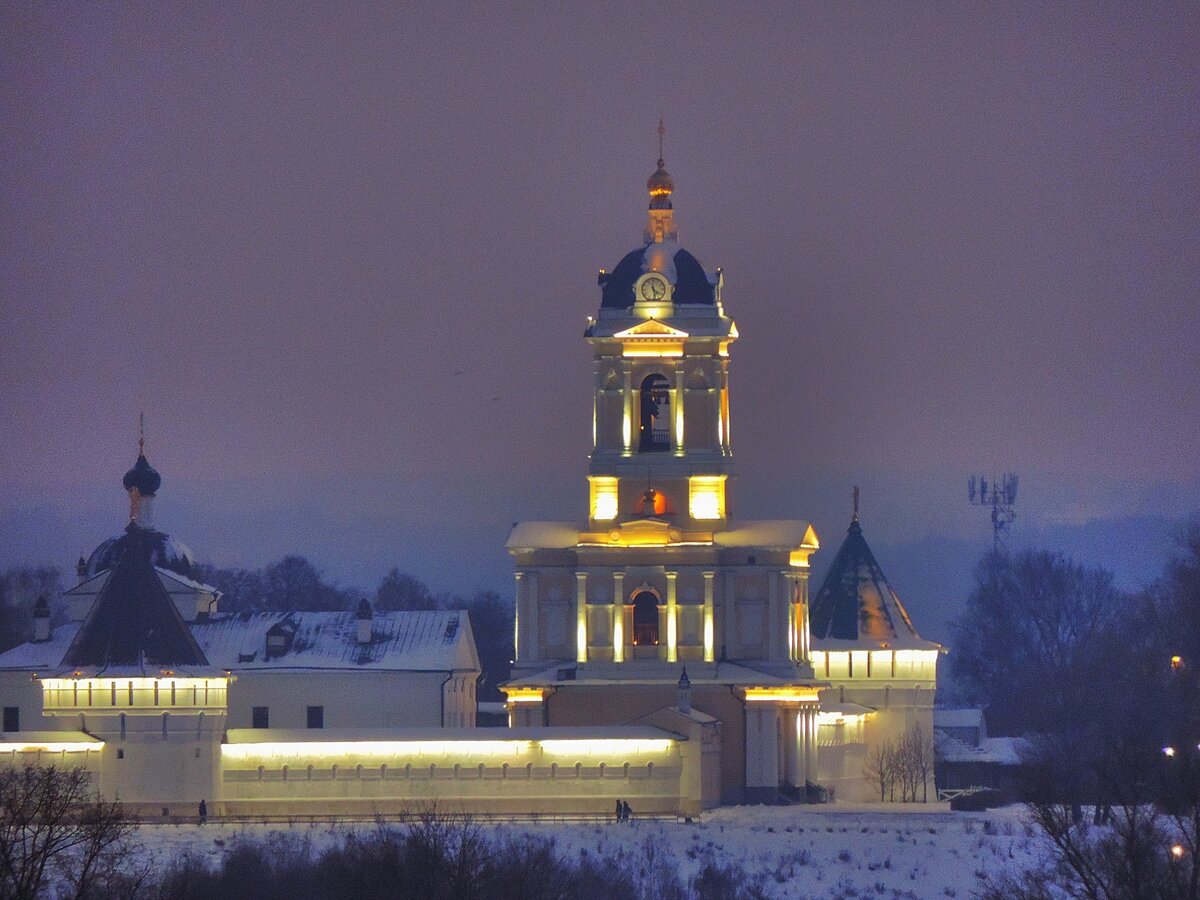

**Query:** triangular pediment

left=614, top=320, right=690, bottom=340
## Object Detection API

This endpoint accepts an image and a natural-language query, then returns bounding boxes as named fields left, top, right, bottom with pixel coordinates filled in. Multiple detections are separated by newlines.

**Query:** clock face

left=640, top=276, right=667, bottom=301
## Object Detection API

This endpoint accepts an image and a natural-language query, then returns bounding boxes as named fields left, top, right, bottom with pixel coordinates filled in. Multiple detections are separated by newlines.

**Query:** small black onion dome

left=647, top=159, right=674, bottom=200
left=76, top=555, right=88, bottom=578
left=678, top=668, right=690, bottom=688
left=33, top=595, right=49, bottom=618
left=122, top=453, right=161, bottom=496
left=356, top=598, right=373, bottom=620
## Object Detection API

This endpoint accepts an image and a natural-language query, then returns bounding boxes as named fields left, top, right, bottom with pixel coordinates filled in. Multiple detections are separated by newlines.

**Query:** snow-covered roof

left=193, top=609, right=479, bottom=672
left=0, top=623, right=81, bottom=671
left=934, top=708, right=985, bottom=729
left=506, top=522, right=580, bottom=550
left=505, top=660, right=817, bottom=688
left=715, top=521, right=818, bottom=550
left=0, top=611, right=479, bottom=675
left=935, top=732, right=1024, bottom=765
left=226, top=725, right=679, bottom=744
left=506, top=520, right=818, bottom=552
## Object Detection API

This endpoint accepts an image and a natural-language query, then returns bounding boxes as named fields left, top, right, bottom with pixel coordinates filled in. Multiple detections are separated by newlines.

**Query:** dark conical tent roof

left=62, top=524, right=209, bottom=671
left=810, top=518, right=937, bottom=649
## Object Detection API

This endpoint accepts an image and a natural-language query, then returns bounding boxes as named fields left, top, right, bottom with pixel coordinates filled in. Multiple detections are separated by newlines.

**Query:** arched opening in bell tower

left=631, top=591, right=660, bottom=646
left=638, top=374, right=671, bottom=452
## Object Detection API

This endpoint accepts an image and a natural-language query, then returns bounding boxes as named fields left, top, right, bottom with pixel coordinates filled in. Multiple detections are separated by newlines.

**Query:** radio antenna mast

left=968, top=473, right=1019, bottom=551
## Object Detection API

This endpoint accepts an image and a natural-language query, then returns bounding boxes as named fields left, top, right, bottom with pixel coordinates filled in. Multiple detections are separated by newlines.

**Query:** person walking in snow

left=622, top=800, right=633, bottom=823
left=198, top=799, right=207, bottom=825
left=615, top=799, right=623, bottom=823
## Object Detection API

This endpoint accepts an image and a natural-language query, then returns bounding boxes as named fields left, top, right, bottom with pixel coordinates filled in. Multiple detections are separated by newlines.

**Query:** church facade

left=502, top=158, right=941, bottom=804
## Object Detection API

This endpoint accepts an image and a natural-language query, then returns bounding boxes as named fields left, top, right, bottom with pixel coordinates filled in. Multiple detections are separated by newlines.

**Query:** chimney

left=32, top=595, right=51, bottom=643
left=356, top=598, right=373, bottom=645
left=677, top=667, right=691, bottom=715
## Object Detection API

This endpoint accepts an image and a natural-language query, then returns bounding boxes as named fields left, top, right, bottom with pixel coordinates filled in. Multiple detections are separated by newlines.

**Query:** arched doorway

left=631, top=591, right=660, bottom=646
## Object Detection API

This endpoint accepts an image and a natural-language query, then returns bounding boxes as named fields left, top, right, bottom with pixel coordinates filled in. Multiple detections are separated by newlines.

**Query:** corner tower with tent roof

left=40, top=442, right=229, bottom=811
left=808, top=493, right=943, bottom=801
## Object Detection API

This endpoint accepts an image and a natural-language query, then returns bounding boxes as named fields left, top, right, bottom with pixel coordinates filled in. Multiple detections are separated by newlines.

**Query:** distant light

left=1171, top=844, right=1185, bottom=859
left=1171, top=655, right=1183, bottom=670
left=1163, top=746, right=1176, bottom=757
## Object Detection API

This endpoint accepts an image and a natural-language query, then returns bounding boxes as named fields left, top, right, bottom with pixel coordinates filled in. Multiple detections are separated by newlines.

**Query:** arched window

left=638, top=374, right=670, bottom=452
left=632, top=591, right=659, bottom=646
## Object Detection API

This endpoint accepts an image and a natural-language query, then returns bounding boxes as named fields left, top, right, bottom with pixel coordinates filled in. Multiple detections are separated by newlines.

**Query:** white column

left=723, top=572, right=736, bottom=659
left=672, top=365, right=685, bottom=456
left=702, top=571, right=715, bottom=663
left=715, top=362, right=724, bottom=453
left=803, top=705, right=817, bottom=784
left=784, top=707, right=802, bottom=788
left=797, top=571, right=811, bottom=663
left=768, top=571, right=785, bottom=661
left=575, top=572, right=588, bottom=664
left=666, top=571, right=678, bottom=663
left=622, top=368, right=633, bottom=454
left=785, top=572, right=802, bottom=662
left=513, top=572, right=524, bottom=663
left=525, top=572, right=539, bottom=664
left=744, top=703, right=781, bottom=791
left=612, top=571, right=625, bottom=663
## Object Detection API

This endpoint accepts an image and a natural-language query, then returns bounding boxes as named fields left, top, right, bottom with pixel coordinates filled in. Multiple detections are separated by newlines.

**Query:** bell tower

left=586, top=155, right=737, bottom=532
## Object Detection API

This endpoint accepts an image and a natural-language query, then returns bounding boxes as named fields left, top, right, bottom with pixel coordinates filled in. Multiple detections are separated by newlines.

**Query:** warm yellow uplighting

left=41, top=677, right=228, bottom=712
left=703, top=572, right=715, bottom=663
left=613, top=617, right=624, bottom=663
left=622, top=345, right=683, bottom=358
left=1171, top=655, right=1183, bottom=670
left=1, top=741, right=101, bottom=753
left=504, top=688, right=547, bottom=704
left=688, top=476, right=726, bottom=520
left=665, top=572, right=678, bottom=664
left=589, top=476, right=619, bottom=521
left=223, top=740, right=531, bottom=760
left=743, top=687, right=821, bottom=703
left=816, top=710, right=871, bottom=725
left=538, top=738, right=672, bottom=756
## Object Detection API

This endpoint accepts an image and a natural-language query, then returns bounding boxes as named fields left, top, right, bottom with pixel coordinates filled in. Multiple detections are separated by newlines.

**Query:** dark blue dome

left=87, top=525, right=195, bottom=580
left=122, top=454, right=162, bottom=496
left=599, top=242, right=716, bottom=309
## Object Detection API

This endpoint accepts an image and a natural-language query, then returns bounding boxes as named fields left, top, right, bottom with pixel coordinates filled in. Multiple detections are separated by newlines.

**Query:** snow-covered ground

left=130, top=804, right=1048, bottom=898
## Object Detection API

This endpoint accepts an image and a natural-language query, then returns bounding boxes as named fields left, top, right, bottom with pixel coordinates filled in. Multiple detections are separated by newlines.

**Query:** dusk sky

left=2, top=4, right=1197, bottom=640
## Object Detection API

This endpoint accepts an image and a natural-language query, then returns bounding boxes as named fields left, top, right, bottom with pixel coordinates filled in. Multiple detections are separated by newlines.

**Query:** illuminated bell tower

left=586, top=155, right=737, bottom=532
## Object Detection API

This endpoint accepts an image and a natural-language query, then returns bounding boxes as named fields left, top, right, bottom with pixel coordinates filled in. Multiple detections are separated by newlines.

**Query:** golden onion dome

left=647, top=158, right=674, bottom=197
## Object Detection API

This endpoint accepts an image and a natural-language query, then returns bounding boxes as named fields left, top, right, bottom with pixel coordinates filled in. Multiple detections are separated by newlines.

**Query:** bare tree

left=901, top=723, right=934, bottom=803
left=0, top=766, right=140, bottom=900
left=864, top=742, right=891, bottom=802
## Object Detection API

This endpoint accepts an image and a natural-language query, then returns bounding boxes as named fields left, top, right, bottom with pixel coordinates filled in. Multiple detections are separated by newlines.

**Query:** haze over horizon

left=3, top=4, right=1198, bottom=643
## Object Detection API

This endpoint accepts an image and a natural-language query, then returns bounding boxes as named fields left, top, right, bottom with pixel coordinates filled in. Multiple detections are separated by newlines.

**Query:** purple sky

left=2, top=4, right=1198, bottom=638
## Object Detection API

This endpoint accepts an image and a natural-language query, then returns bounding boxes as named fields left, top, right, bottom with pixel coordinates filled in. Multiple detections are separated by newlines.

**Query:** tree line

left=952, top=526, right=1200, bottom=898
